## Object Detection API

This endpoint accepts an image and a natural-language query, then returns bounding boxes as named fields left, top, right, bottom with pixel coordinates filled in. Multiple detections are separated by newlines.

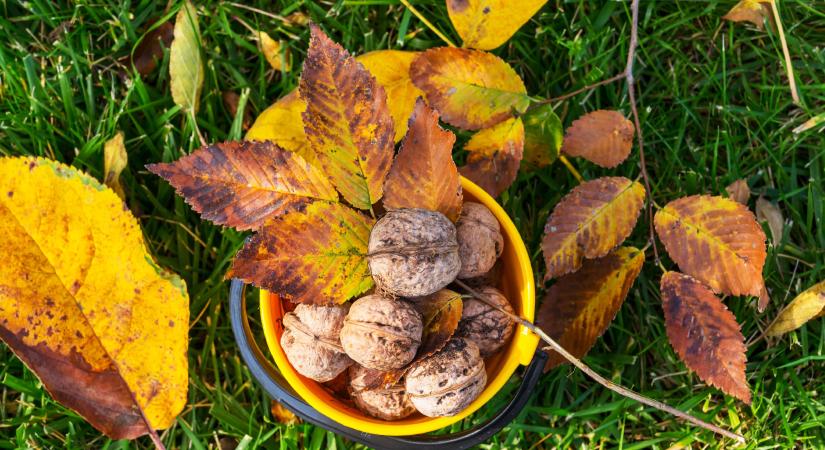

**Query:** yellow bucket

left=258, top=177, right=539, bottom=436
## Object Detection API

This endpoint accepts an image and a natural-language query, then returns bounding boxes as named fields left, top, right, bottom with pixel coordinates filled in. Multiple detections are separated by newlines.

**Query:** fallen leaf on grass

left=522, top=103, right=563, bottom=168
left=123, top=20, right=174, bottom=76
left=723, top=0, right=771, bottom=30
left=756, top=196, right=784, bottom=246
left=446, top=0, right=547, bottom=50
left=725, top=179, right=750, bottom=205
left=561, top=110, right=634, bottom=168
left=766, top=280, right=825, bottom=336
left=258, top=31, right=290, bottom=71
left=103, top=131, right=128, bottom=199
left=170, top=0, right=204, bottom=114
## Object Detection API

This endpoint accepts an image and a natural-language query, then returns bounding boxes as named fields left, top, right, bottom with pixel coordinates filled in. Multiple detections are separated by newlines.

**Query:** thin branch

left=527, top=73, right=627, bottom=113
left=768, top=0, right=800, bottom=104
left=453, top=280, right=746, bottom=444
left=399, top=0, right=458, bottom=48
left=625, top=0, right=660, bottom=264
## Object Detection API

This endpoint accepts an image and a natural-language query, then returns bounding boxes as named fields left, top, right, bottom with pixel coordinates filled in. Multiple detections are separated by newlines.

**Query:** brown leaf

left=123, top=21, right=174, bottom=76
left=542, top=177, right=645, bottom=280
left=725, top=179, right=750, bottom=205
left=661, top=271, right=750, bottom=403
left=300, top=25, right=395, bottom=210
left=756, top=196, right=784, bottom=246
left=723, top=0, right=771, bottom=30
left=538, top=247, right=644, bottom=371
left=459, top=117, right=525, bottom=198
left=271, top=400, right=300, bottom=425
left=654, top=195, right=768, bottom=309
left=148, top=140, right=338, bottom=231
left=561, top=110, right=634, bottom=168
left=383, top=99, right=462, bottom=221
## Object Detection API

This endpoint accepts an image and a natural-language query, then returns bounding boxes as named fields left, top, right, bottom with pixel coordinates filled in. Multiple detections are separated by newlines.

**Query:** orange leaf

left=459, top=117, right=525, bottom=198
left=538, top=247, right=644, bottom=371
left=661, top=271, right=750, bottom=404
left=271, top=400, right=300, bottom=425
left=410, top=47, right=529, bottom=130
left=383, top=99, right=462, bottom=221
left=300, top=25, right=395, bottom=210
left=148, top=141, right=338, bottom=231
left=229, top=201, right=374, bottom=304
left=654, top=195, right=768, bottom=308
left=542, top=177, right=645, bottom=280
left=561, top=110, right=634, bottom=168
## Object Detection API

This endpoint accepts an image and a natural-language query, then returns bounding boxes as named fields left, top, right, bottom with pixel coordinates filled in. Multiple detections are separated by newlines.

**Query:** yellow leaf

left=246, top=91, right=314, bottom=165
left=411, top=47, right=529, bottom=130
left=447, top=0, right=547, bottom=50
left=258, top=31, right=290, bottom=71
left=459, top=117, right=524, bottom=198
left=0, top=157, right=188, bottom=439
left=170, top=0, right=204, bottom=114
left=766, top=280, right=825, bottom=336
left=722, top=0, right=771, bottom=30
left=103, top=131, right=127, bottom=199
left=356, top=50, right=423, bottom=142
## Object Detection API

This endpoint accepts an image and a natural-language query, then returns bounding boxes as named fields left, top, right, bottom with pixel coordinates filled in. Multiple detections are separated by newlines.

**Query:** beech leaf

left=169, top=0, right=203, bottom=114
left=446, top=0, right=547, bottom=50
left=103, top=131, right=128, bottom=200
left=522, top=103, right=563, bottom=169
left=766, top=280, right=825, bottom=336
left=459, top=117, right=524, bottom=198
left=0, top=157, right=189, bottom=439
left=148, top=140, right=338, bottom=231
left=661, top=271, right=750, bottom=404
left=542, top=176, right=645, bottom=279
left=561, top=110, right=634, bottom=168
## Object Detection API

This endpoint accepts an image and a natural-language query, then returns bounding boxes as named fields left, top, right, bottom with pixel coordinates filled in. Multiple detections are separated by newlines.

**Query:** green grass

left=1, top=0, right=824, bottom=448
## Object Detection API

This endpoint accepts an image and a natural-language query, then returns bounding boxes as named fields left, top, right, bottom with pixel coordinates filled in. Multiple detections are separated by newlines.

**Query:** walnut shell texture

left=456, top=202, right=503, bottom=279
left=281, top=304, right=353, bottom=382
left=368, top=208, right=461, bottom=297
left=341, top=294, right=423, bottom=371
left=349, top=365, right=416, bottom=421
left=456, top=286, right=515, bottom=357
left=405, top=338, right=487, bottom=417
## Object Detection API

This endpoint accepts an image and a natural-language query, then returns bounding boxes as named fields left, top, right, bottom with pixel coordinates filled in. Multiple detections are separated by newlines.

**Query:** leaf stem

left=453, top=279, right=746, bottom=444
left=398, top=0, right=458, bottom=48
left=768, top=0, right=800, bottom=104
left=558, top=155, right=583, bottom=183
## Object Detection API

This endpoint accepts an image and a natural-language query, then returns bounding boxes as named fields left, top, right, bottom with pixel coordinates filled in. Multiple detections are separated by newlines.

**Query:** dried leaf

left=522, top=103, right=562, bottom=168
left=357, top=50, right=424, bottom=142
left=169, top=1, right=203, bottom=114
left=383, top=99, right=462, bottom=221
left=661, top=271, right=750, bottom=403
left=0, top=157, right=188, bottom=438
left=103, top=131, right=128, bottom=200
left=284, top=11, right=310, bottom=27
left=125, top=21, right=174, bottom=76
left=447, top=0, right=547, bottom=50
left=148, top=141, right=337, bottom=231
left=542, top=177, right=645, bottom=280
left=725, top=179, right=750, bottom=205
left=459, top=117, right=524, bottom=198
left=756, top=196, right=784, bottom=246
left=300, top=25, right=394, bottom=209
left=766, top=280, right=825, bottom=336
left=654, top=195, right=768, bottom=308
left=246, top=91, right=313, bottom=164
left=271, top=400, right=300, bottom=425
left=538, top=247, right=644, bottom=371
left=723, top=0, right=771, bottom=30
left=561, top=110, right=634, bottom=168
left=258, top=31, right=290, bottom=71
left=229, top=201, right=374, bottom=304
left=410, top=47, right=530, bottom=130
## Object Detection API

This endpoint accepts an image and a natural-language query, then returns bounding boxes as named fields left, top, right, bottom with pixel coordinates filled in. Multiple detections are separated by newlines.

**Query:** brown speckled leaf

left=229, top=201, right=374, bottom=305
left=300, top=25, right=394, bottom=210
left=383, top=99, right=462, bottom=221
left=148, top=140, right=338, bottom=231
left=561, top=110, right=634, bottom=168
left=661, top=271, right=751, bottom=404
left=538, top=247, right=644, bottom=371
left=542, top=177, right=645, bottom=280
left=459, top=117, right=524, bottom=198
left=654, top=195, right=768, bottom=309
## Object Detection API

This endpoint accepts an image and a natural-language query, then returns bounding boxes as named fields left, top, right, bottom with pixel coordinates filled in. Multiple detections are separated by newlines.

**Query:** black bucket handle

left=229, top=279, right=547, bottom=450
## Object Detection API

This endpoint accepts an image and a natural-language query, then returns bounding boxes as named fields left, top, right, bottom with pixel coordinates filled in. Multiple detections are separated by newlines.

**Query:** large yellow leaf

left=766, top=280, right=825, bottom=336
left=447, top=0, right=547, bottom=50
left=542, top=177, right=645, bottom=280
left=410, top=47, right=530, bottom=130
left=246, top=91, right=314, bottom=164
left=300, top=25, right=395, bottom=210
left=0, top=157, right=188, bottom=439
left=537, top=247, right=644, bottom=370
left=383, top=99, right=462, bottom=221
left=148, top=140, right=338, bottom=231
left=229, top=201, right=375, bottom=304
left=459, top=117, right=524, bottom=198
left=169, top=0, right=203, bottom=114
left=357, top=50, right=423, bottom=142
left=654, top=195, right=768, bottom=307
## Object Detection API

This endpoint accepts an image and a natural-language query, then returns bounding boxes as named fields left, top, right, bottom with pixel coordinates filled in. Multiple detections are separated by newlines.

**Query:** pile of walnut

left=280, top=203, right=516, bottom=420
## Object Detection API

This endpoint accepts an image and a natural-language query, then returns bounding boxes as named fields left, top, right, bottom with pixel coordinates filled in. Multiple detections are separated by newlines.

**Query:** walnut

left=368, top=208, right=461, bottom=297
left=280, top=304, right=353, bottom=382
left=340, top=294, right=423, bottom=371
left=456, top=286, right=515, bottom=357
left=456, top=202, right=503, bottom=279
left=349, top=365, right=416, bottom=421
left=405, top=338, right=487, bottom=417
